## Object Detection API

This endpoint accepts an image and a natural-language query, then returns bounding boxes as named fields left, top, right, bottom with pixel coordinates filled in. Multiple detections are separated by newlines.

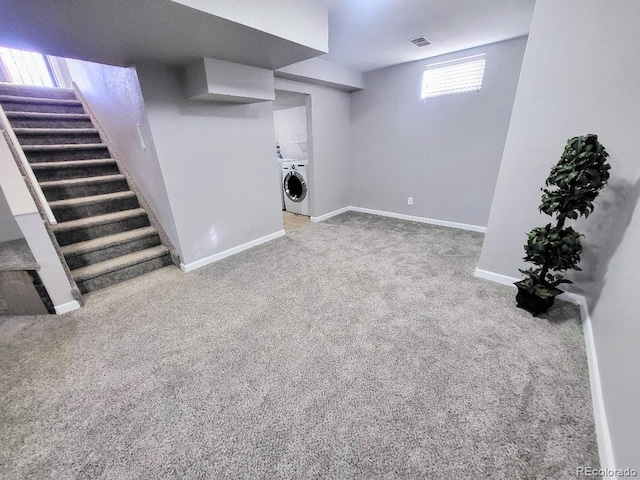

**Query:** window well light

left=421, top=53, right=486, bottom=99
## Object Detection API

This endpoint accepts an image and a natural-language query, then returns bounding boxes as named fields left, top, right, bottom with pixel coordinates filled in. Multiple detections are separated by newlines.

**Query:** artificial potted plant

left=515, top=134, right=611, bottom=315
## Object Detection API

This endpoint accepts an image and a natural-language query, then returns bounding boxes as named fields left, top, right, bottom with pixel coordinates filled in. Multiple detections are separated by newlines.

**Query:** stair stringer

left=71, top=83, right=181, bottom=267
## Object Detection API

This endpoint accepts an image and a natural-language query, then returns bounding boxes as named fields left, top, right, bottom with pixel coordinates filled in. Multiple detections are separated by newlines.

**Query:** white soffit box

left=185, top=57, right=275, bottom=103
left=276, top=57, right=365, bottom=92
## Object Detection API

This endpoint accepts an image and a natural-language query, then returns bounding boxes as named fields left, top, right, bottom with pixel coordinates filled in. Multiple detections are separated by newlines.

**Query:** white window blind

left=0, top=47, right=56, bottom=87
left=421, top=54, right=486, bottom=99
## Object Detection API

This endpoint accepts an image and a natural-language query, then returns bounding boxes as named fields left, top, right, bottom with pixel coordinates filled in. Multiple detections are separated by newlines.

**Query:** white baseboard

left=180, top=230, right=286, bottom=272
left=310, top=206, right=487, bottom=234
left=310, top=206, right=350, bottom=223
left=474, top=268, right=519, bottom=286
left=474, top=268, right=615, bottom=472
left=54, top=300, right=81, bottom=315
left=561, top=293, right=616, bottom=474
left=350, top=206, right=487, bottom=233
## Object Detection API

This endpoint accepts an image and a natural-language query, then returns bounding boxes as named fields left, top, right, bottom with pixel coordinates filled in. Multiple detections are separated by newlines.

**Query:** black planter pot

left=514, top=281, right=562, bottom=316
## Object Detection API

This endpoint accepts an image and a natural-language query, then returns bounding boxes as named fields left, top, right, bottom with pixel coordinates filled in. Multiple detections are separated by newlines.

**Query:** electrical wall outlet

left=407, top=196, right=414, bottom=205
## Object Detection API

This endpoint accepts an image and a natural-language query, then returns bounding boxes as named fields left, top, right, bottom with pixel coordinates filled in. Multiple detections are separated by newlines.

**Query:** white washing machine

left=282, top=160, right=310, bottom=216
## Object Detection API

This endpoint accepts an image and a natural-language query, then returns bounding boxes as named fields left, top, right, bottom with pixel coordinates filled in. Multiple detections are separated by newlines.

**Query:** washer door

left=284, top=171, right=307, bottom=203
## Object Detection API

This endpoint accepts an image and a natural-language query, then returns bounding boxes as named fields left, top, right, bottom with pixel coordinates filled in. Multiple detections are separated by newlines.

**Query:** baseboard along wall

left=180, top=230, right=286, bottom=272
left=184, top=205, right=484, bottom=273
left=310, top=206, right=351, bottom=223
left=473, top=268, right=615, bottom=474
left=312, top=206, right=487, bottom=233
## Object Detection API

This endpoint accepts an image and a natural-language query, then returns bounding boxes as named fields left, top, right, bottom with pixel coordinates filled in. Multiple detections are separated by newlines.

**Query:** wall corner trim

left=54, top=300, right=81, bottom=315
left=473, top=268, right=616, bottom=473
left=180, top=230, right=286, bottom=273
left=310, top=207, right=351, bottom=223
left=311, top=206, right=487, bottom=233
left=473, top=268, right=519, bottom=286
left=350, top=207, right=487, bottom=233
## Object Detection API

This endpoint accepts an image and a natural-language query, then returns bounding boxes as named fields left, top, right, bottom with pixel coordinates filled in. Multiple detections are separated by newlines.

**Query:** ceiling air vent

left=410, top=36, right=431, bottom=47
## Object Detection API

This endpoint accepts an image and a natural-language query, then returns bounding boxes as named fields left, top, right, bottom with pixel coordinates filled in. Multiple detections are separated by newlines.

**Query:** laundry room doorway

left=273, top=90, right=313, bottom=233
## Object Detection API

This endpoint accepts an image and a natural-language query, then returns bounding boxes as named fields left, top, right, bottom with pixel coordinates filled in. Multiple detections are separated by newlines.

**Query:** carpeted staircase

left=0, top=83, right=172, bottom=294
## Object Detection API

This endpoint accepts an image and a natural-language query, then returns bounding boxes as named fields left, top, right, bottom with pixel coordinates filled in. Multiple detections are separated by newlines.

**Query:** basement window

left=421, top=54, right=486, bottom=99
left=0, top=47, right=56, bottom=87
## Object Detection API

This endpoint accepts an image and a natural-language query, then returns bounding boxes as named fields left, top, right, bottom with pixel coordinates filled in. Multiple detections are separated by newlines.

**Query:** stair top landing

left=0, top=95, right=81, bottom=106
left=0, top=82, right=76, bottom=100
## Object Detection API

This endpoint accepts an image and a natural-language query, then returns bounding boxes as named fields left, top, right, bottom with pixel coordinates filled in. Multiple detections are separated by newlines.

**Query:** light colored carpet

left=0, top=212, right=598, bottom=479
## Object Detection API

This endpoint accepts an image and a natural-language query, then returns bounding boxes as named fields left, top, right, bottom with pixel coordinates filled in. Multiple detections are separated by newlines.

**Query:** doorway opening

left=273, top=90, right=313, bottom=233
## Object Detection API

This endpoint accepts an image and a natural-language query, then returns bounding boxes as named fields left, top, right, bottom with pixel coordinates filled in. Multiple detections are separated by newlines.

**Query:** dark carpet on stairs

left=0, top=83, right=170, bottom=294
left=0, top=212, right=599, bottom=479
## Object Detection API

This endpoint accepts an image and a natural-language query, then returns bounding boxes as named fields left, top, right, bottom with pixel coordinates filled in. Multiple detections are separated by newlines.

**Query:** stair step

left=50, top=189, right=138, bottom=221
left=72, top=245, right=169, bottom=283
left=5, top=112, right=90, bottom=120
left=30, top=159, right=120, bottom=182
left=30, top=158, right=117, bottom=170
left=63, top=228, right=162, bottom=270
left=15, top=129, right=101, bottom=145
left=51, top=208, right=148, bottom=233
left=13, top=128, right=98, bottom=135
left=41, top=173, right=129, bottom=201
left=40, top=174, right=125, bottom=189
left=49, top=190, right=135, bottom=209
left=22, top=143, right=107, bottom=152
left=0, top=95, right=82, bottom=106
left=61, top=226, right=158, bottom=257
left=23, top=144, right=111, bottom=162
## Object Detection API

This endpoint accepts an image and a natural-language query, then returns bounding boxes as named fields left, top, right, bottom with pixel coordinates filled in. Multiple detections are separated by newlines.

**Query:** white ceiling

left=313, top=0, right=536, bottom=72
left=0, top=0, right=534, bottom=74
left=0, top=0, right=325, bottom=70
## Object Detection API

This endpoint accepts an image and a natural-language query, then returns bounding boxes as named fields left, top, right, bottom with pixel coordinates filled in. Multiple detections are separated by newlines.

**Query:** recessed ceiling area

left=313, top=0, right=536, bottom=72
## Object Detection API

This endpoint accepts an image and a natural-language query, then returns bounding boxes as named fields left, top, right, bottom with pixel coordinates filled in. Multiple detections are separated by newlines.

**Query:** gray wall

left=63, top=59, right=182, bottom=258
left=589, top=184, right=640, bottom=471
left=350, top=37, right=527, bottom=227
left=274, top=78, right=351, bottom=217
left=137, top=62, right=284, bottom=266
left=274, top=106, right=308, bottom=161
left=0, top=189, right=23, bottom=243
left=477, top=0, right=640, bottom=470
